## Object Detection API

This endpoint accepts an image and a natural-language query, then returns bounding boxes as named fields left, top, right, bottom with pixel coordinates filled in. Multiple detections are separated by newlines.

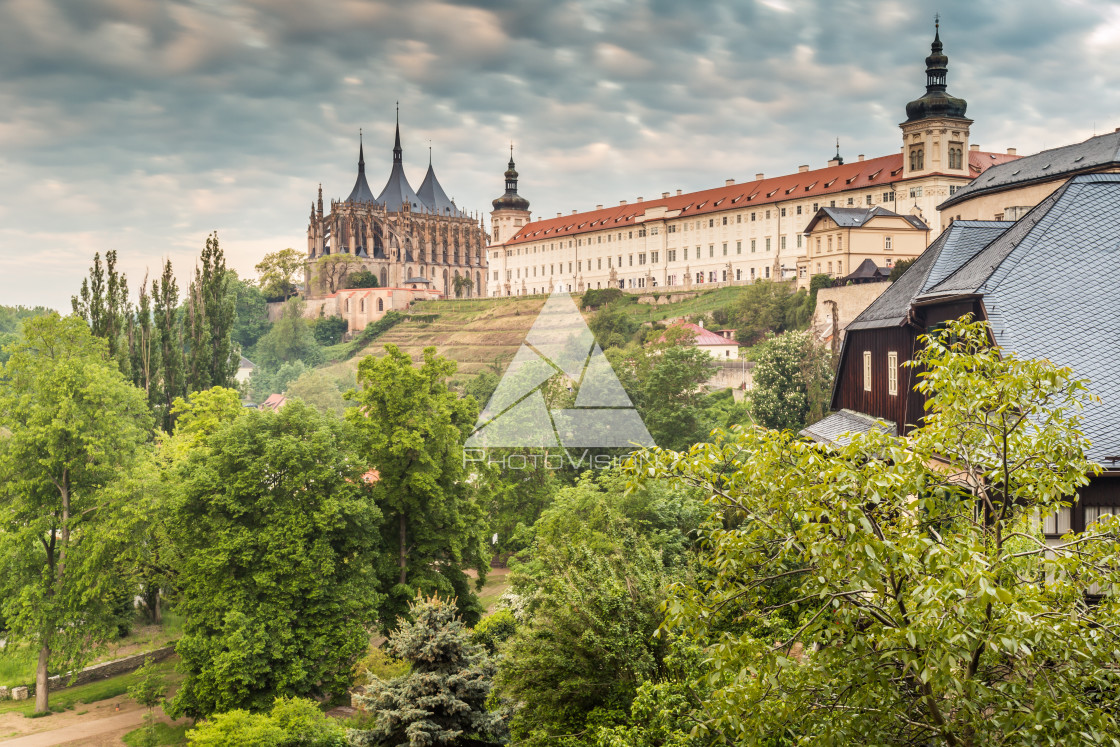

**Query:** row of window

left=863, top=350, right=900, bottom=396
left=344, top=297, right=385, bottom=313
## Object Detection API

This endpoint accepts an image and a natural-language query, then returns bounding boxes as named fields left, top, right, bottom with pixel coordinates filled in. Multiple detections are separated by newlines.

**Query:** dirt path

left=0, top=696, right=185, bottom=747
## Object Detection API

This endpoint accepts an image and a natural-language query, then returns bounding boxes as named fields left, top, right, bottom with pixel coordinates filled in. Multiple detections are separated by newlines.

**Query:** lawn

left=0, top=658, right=182, bottom=717
left=124, top=721, right=190, bottom=746
left=0, top=610, right=183, bottom=689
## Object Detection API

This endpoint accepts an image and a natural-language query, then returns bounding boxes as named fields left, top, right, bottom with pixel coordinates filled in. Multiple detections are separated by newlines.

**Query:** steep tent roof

left=346, top=136, right=379, bottom=204
left=939, top=130, right=1120, bottom=210
left=377, top=119, right=425, bottom=212
left=842, top=258, right=890, bottom=282
left=417, top=161, right=465, bottom=217
left=845, top=220, right=1011, bottom=332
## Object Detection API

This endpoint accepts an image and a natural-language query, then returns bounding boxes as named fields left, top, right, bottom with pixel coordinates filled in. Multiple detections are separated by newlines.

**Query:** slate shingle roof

left=939, top=131, right=1120, bottom=211
left=804, top=205, right=928, bottom=233
left=800, top=409, right=896, bottom=445
left=921, top=174, right=1120, bottom=462
left=845, top=220, right=1011, bottom=332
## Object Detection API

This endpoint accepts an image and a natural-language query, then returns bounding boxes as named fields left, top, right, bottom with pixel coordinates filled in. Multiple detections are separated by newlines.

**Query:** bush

left=471, top=608, right=517, bottom=654
left=581, top=288, right=625, bottom=309
left=352, top=647, right=409, bottom=685
left=187, top=698, right=347, bottom=747
left=346, top=269, right=379, bottom=289
left=310, top=316, right=347, bottom=346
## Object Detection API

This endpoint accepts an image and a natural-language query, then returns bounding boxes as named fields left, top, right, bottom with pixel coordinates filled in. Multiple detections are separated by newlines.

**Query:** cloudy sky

left=2, top=0, right=1119, bottom=310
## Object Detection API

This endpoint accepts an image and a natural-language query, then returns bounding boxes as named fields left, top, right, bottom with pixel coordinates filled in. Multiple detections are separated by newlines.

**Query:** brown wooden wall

left=834, top=327, right=921, bottom=432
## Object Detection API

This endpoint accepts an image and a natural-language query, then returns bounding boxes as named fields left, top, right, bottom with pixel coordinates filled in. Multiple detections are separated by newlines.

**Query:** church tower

left=901, top=20, right=971, bottom=180
left=490, top=146, right=531, bottom=246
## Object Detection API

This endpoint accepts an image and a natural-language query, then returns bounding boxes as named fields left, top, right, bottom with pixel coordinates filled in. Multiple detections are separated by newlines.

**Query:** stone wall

left=0, top=645, right=178, bottom=698
left=809, top=282, right=891, bottom=352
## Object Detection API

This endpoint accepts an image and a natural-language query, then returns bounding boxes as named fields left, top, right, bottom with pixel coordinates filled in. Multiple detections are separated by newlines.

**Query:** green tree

left=748, top=329, right=833, bottom=432
left=607, top=342, right=714, bottom=450
left=0, top=314, right=153, bottom=713
left=285, top=369, right=349, bottom=416
left=633, top=318, right=1120, bottom=744
left=346, top=268, right=380, bottom=289
left=153, top=260, right=186, bottom=431
left=351, top=596, right=505, bottom=746
left=314, top=254, right=362, bottom=295
left=229, top=272, right=271, bottom=352
left=128, top=661, right=168, bottom=747
left=0, top=305, right=52, bottom=365
left=186, top=233, right=236, bottom=392
left=255, top=248, right=305, bottom=302
left=254, top=298, right=322, bottom=370
left=165, top=401, right=382, bottom=718
left=452, top=273, right=474, bottom=298
left=310, top=315, right=347, bottom=346
left=729, top=280, right=810, bottom=345
left=347, top=345, right=488, bottom=629
left=588, top=303, right=640, bottom=349
left=127, top=272, right=159, bottom=406
left=888, top=256, right=917, bottom=281
left=72, top=249, right=131, bottom=374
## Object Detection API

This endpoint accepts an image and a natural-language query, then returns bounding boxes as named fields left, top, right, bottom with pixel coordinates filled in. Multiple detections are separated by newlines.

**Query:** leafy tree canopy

left=747, top=329, right=833, bottom=432
left=166, top=401, right=382, bottom=718
left=631, top=317, right=1120, bottom=745
left=255, top=248, right=305, bottom=302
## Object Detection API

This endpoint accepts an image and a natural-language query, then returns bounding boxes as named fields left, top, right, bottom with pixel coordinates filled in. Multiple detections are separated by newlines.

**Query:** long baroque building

left=306, top=117, right=489, bottom=298
left=486, top=25, right=1019, bottom=297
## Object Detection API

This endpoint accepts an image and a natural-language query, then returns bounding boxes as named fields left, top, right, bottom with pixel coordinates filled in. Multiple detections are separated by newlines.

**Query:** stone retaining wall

left=0, top=645, right=177, bottom=697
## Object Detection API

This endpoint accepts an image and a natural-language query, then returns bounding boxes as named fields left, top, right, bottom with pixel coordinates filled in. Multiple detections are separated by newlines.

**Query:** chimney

left=676, top=189, right=682, bottom=195
left=596, top=204, right=603, bottom=209
left=620, top=199, right=627, bottom=205
left=1006, top=147, right=1017, bottom=155
left=636, top=196, right=644, bottom=203
left=571, top=209, right=577, bottom=215
left=970, top=144, right=980, bottom=152
left=698, top=319, right=704, bottom=329
left=725, top=178, right=735, bottom=186
left=755, top=173, right=765, bottom=181
left=798, top=164, right=809, bottom=173
left=556, top=212, right=562, bottom=217
left=662, top=192, right=670, bottom=198
left=827, top=158, right=840, bottom=167
left=857, top=154, right=865, bottom=162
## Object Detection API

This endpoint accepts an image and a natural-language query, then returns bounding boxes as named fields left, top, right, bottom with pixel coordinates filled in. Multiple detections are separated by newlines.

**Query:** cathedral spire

left=317, top=183, right=323, bottom=216
left=393, top=102, right=402, bottom=164
left=359, top=129, right=365, bottom=172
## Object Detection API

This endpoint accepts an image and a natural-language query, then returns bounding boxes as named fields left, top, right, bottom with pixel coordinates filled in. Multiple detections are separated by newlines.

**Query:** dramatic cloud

left=0, top=0, right=1117, bottom=308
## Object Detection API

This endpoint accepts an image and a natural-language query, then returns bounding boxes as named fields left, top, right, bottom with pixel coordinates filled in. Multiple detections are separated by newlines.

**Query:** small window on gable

left=887, top=352, right=898, bottom=396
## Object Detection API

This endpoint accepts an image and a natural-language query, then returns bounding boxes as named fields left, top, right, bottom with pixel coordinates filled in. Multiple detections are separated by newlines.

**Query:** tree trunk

left=35, top=644, right=49, bottom=713
left=399, top=514, right=408, bottom=585
left=153, top=590, right=162, bottom=625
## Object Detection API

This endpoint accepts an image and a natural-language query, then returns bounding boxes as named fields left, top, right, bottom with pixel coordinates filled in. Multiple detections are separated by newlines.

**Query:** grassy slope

left=0, top=659, right=182, bottom=717
left=318, top=287, right=748, bottom=384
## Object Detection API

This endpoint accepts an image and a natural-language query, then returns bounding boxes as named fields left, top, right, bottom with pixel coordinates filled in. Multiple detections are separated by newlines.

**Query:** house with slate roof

left=796, top=206, right=929, bottom=287
left=939, top=129, right=1120, bottom=224
left=805, top=173, right=1120, bottom=539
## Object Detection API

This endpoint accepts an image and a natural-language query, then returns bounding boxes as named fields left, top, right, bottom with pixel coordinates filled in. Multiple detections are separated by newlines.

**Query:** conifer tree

left=128, top=272, right=159, bottom=405
left=351, top=596, right=505, bottom=746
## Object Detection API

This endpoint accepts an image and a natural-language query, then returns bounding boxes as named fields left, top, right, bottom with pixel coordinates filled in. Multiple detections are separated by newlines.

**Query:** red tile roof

left=502, top=151, right=1019, bottom=247
left=663, top=323, right=739, bottom=347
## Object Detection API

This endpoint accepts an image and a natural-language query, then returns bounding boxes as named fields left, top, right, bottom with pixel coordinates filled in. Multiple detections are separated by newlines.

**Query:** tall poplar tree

left=186, top=233, right=236, bottom=391
left=153, top=259, right=185, bottom=431
left=0, top=314, right=152, bottom=714
left=72, top=249, right=131, bottom=376
left=128, top=272, right=160, bottom=405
